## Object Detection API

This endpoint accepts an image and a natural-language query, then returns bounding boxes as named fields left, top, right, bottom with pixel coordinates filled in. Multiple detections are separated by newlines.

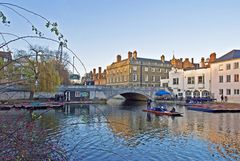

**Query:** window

left=226, top=64, right=231, bottom=70
left=162, top=83, right=168, bottom=87
left=133, top=66, right=137, bottom=71
left=234, top=74, right=239, bottom=82
left=144, top=67, right=148, bottom=72
left=198, top=76, right=204, bottom=84
left=226, top=75, right=231, bottom=82
left=234, top=89, right=240, bottom=95
left=173, top=78, right=179, bottom=85
left=178, top=93, right=183, bottom=96
left=151, top=68, right=155, bottom=72
left=226, top=89, right=231, bottom=95
left=219, top=76, right=223, bottom=83
left=152, top=76, right=155, bottom=82
left=133, top=74, right=138, bottom=81
left=187, top=77, right=195, bottom=84
left=219, top=89, right=223, bottom=95
left=234, top=62, right=239, bottom=69
left=145, top=75, right=148, bottom=82
left=219, top=64, right=223, bottom=71
left=75, top=91, right=80, bottom=97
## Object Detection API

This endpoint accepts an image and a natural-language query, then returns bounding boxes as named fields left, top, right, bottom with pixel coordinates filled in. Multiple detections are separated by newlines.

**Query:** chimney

left=116, top=55, right=121, bottom=62
left=209, top=52, right=216, bottom=63
left=200, top=57, right=205, bottom=67
left=128, top=51, right=132, bottom=59
left=133, top=50, right=137, bottom=59
left=191, top=58, right=194, bottom=64
left=103, top=69, right=106, bottom=78
left=98, top=67, right=102, bottom=79
left=180, top=58, right=183, bottom=62
left=161, top=54, right=165, bottom=63
left=93, top=68, right=96, bottom=74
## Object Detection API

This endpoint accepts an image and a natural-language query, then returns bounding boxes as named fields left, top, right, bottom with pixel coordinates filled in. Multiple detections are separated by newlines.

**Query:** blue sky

left=1, top=0, right=240, bottom=75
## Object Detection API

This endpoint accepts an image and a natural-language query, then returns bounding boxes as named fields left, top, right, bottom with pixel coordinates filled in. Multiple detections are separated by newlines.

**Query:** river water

left=1, top=100, right=240, bottom=161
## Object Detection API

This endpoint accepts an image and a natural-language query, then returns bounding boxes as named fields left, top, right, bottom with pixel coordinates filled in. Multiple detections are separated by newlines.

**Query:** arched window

left=193, top=90, right=200, bottom=98
left=202, top=90, right=210, bottom=97
left=185, top=90, right=192, bottom=98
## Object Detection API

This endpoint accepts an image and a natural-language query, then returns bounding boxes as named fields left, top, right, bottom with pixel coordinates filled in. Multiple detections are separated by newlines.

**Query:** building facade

left=106, top=50, right=171, bottom=87
left=169, top=67, right=211, bottom=99
left=168, top=53, right=216, bottom=99
left=210, top=50, right=240, bottom=103
left=91, top=67, right=107, bottom=85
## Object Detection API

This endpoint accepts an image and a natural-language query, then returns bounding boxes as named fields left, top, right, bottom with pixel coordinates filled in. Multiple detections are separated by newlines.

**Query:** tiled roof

left=135, top=57, right=170, bottom=64
left=216, top=50, right=240, bottom=62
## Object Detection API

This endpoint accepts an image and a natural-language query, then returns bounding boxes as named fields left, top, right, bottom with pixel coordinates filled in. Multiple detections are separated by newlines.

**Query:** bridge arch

left=106, top=91, right=154, bottom=101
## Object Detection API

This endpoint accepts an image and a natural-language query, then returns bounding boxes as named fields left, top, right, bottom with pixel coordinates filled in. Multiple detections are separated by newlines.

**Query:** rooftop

left=216, top=49, right=240, bottom=62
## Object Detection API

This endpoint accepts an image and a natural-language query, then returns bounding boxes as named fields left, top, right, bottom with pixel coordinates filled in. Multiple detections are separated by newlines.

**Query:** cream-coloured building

left=168, top=53, right=216, bottom=98
left=169, top=67, right=211, bottom=98
left=210, top=50, right=240, bottom=103
left=106, top=50, right=171, bottom=87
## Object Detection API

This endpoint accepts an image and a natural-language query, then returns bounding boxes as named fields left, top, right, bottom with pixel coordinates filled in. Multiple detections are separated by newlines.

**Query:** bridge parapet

left=58, top=85, right=171, bottom=101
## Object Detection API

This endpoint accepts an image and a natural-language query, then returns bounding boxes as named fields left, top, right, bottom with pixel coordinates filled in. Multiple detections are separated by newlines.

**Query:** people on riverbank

left=221, top=95, right=224, bottom=102
left=225, top=96, right=228, bottom=102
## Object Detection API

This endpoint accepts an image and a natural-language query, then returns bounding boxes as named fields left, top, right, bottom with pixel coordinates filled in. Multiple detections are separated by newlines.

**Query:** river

left=0, top=99, right=240, bottom=161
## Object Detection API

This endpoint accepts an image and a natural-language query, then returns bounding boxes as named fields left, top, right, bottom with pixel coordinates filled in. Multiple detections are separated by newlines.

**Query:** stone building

left=106, top=50, right=171, bottom=87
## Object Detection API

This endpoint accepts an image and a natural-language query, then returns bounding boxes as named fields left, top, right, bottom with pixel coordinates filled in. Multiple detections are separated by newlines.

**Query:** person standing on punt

left=146, top=99, right=152, bottom=109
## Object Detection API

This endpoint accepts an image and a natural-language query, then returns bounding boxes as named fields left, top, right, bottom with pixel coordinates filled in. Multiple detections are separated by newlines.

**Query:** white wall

left=211, top=59, right=240, bottom=103
left=169, top=68, right=211, bottom=98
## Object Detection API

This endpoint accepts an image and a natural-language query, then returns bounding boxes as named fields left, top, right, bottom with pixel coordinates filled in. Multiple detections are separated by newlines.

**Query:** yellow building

left=106, top=50, right=171, bottom=87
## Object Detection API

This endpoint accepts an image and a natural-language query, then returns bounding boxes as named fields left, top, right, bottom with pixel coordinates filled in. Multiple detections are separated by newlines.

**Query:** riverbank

left=0, top=98, right=108, bottom=110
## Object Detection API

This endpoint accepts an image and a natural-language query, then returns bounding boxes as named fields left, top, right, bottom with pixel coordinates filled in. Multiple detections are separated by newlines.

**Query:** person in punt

left=170, top=107, right=176, bottom=113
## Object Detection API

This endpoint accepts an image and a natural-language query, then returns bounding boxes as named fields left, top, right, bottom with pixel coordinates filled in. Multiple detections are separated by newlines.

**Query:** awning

left=155, top=90, right=171, bottom=96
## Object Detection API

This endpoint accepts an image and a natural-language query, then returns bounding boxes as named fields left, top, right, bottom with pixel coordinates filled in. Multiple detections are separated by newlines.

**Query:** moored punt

left=187, top=103, right=240, bottom=113
left=0, top=105, right=11, bottom=110
left=143, top=109, right=182, bottom=116
left=0, top=102, right=65, bottom=110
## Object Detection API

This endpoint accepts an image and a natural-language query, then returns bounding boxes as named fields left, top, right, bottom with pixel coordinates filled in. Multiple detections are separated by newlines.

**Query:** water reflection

left=57, top=100, right=240, bottom=160
left=2, top=100, right=239, bottom=160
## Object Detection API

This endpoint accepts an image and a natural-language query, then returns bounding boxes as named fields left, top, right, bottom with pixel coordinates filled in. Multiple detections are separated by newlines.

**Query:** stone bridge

left=59, top=85, right=171, bottom=101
